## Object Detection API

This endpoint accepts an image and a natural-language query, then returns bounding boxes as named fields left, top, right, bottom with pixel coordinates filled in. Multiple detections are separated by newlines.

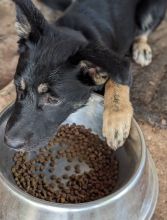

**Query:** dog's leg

left=78, top=44, right=132, bottom=149
left=80, top=61, right=133, bottom=149
left=103, top=80, right=133, bottom=150
left=82, top=63, right=133, bottom=150
left=132, top=34, right=152, bottom=67
left=133, top=0, right=167, bottom=67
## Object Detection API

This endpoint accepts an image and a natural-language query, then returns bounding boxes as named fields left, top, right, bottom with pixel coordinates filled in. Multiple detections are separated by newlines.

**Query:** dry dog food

left=12, top=124, right=119, bottom=203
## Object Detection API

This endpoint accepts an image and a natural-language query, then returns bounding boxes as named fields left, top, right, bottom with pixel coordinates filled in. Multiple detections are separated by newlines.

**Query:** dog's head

left=5, top=0, right=96, bottom=151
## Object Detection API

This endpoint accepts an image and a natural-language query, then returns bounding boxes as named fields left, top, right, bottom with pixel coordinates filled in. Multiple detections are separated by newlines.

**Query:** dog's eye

left=39, top=94, right=61, bottom=108
left=47, top=95, right=60, bottom=105
left=40, top=94, right=61, bottom=106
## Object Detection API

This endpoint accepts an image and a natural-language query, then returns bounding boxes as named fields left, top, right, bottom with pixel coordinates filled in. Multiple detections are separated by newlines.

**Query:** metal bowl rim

left=0, top=93, right=146, bottom=211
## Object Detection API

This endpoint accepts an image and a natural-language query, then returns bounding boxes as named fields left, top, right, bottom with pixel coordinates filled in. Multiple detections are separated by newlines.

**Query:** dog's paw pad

left=133, top=42, right=152, bottom=67
left=103, top=110, right=132, bottom=151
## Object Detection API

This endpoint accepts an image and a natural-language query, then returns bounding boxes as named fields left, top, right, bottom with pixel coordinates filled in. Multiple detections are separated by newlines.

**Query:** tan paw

left=80, top=61, right=108, bottom=85
left=89, top=67, right=108, bottom=85
left=103, top=108, right=133, bottom=150
left=133, top=41, right=152, bottom=67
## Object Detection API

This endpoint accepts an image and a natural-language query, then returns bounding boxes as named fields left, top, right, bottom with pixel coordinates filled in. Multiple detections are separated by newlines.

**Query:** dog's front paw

left=103, top=106, right=133, bottom=150
left=133, top=41, right=152, bottom=67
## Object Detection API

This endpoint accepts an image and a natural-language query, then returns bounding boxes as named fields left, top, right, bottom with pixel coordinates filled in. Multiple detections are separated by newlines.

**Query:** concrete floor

left=0, top=0, right=166, bottom=219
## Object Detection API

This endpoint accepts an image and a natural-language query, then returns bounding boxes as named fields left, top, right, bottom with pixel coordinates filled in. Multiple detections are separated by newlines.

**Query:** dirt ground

left=0, top=1, right=166, bottom=219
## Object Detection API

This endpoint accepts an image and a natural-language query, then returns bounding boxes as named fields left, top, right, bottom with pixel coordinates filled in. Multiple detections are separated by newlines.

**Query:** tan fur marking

left=80, top=61, right=108, bottom=85
left=87, top=65, right=108, bottom=85
left=20, top=78, right=26, bottom=90
left=103, top=80, right=133, bottom=150
left=34, top=0, right=63, bottom=22
left=134, top=35, right=148, bottom=43
left=15, top=21, right=31, bottom=38
left=38, top=83, right=48, bottom=94
left=91, top=71, right=108, bottom=85
left=80, top=61, right=88, bottom=68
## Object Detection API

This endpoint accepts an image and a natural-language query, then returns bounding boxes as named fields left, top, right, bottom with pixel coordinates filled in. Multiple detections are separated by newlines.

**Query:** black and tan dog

left=5, top=0, right=167, bottom=151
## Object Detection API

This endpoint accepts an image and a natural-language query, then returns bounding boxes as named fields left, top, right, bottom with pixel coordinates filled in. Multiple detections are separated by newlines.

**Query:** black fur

left=136, top=0, right=167, bottom=34
left=5, top=0, right=167, bottom=150
left=42, top=0, right=72, bottom=11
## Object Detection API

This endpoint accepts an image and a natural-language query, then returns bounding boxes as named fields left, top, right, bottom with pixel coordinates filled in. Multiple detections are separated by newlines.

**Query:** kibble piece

left=39, top=173, right=45, bottom=179
left=65, top=165, right=71, bottom=171
left=48, top=168, right=54, bottom=173
left=50, top=161, right=56, bottom=167
left=56, top=177, right=61, bottom=183
left=74, top=164, right=81, bottom=174
left=67, top=158, right=73, bottom=163
left=62, top=174, right=68, bottom=180
left=50, top=175, right=57, bottom=180
left=60, top=197, right=66, bottom=203
left=58, top=183, right=65, bottom=189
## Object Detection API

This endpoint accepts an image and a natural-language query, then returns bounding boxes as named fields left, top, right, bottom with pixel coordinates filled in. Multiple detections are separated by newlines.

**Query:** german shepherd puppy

left=5, top=0, right=167, bottom=151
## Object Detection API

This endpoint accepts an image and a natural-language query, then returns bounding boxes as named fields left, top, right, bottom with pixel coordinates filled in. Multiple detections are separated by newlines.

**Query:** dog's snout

left=4, top=134, right=25, bottom=149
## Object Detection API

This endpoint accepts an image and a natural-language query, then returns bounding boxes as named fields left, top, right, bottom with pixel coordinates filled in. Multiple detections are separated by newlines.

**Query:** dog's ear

left=13, top=0, right=48, bottom=43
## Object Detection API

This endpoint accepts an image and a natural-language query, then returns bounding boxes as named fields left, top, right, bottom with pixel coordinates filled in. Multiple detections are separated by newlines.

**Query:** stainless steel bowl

left=0, top=93, right=158, bottom=220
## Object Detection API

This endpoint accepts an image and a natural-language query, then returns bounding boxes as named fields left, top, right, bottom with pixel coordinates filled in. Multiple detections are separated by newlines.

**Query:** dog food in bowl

left=11, top=124, right=119, bottom=203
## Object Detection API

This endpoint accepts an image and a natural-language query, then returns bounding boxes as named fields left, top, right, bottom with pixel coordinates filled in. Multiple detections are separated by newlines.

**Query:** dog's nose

left=4, top=135, right=25, bottom=149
